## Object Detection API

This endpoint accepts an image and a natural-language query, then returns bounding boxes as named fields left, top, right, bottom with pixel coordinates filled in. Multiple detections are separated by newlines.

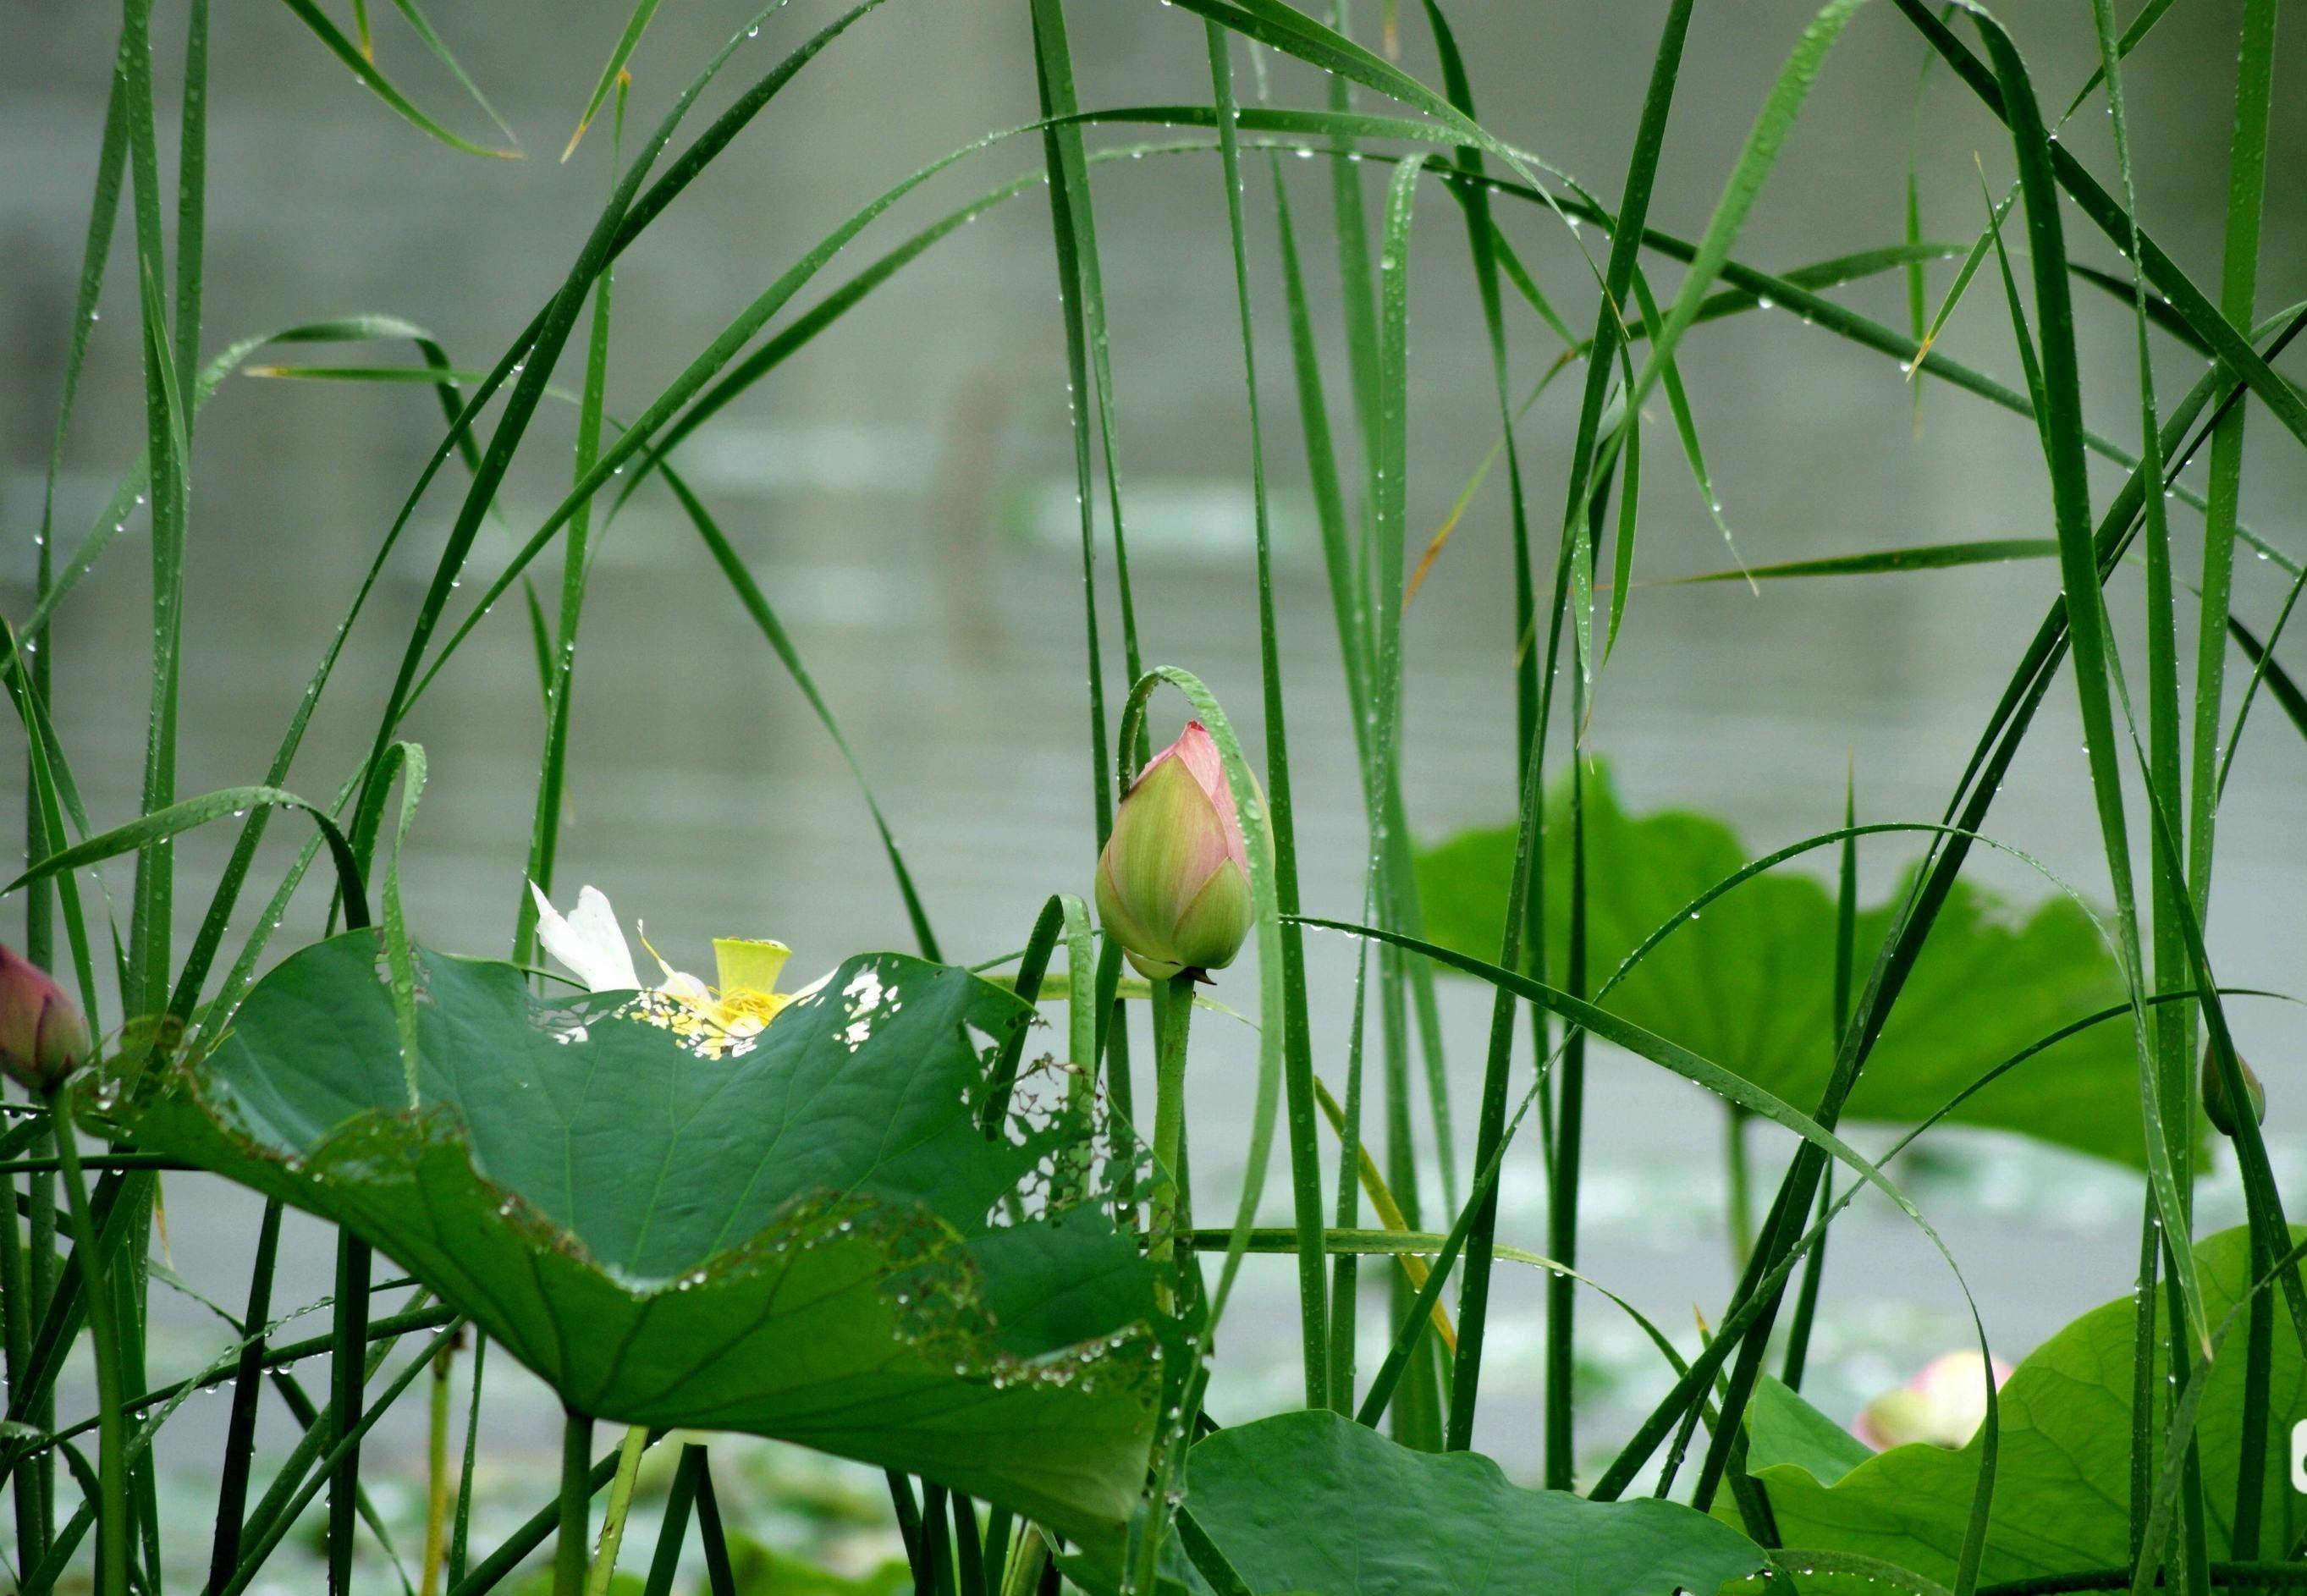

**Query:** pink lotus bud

left=1095, top=722, right=1258, bottom=982
left=0, top=944, right=90, bottom=1094
left=1854, top=1351, right=2012, bottom=1450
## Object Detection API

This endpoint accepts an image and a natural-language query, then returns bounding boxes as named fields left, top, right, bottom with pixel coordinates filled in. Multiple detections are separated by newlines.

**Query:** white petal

left=531, top=881, right=641, bottom=992
left=528, top=881, right=588, bottom=987
left=569, top=886, right=643, bottom=990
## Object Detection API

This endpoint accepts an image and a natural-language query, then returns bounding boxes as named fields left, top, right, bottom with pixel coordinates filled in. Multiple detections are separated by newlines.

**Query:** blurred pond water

left=4, top=0, right=2306, bottom=1550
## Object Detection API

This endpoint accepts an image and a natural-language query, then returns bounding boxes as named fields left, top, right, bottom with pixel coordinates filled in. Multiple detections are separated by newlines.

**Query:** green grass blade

left=1460, top=0, right=1694, bottom=1469
left=563, top=0, right=661, bottom=161
left=383, top=0, right=520, bottom=148
left=1902, top=28, right=1935, bottom=429
left=2062, top=0, right=2182, bottom=119
left=275, top=0, right=519, bottom=157
left=0, top=625, right=107, bottom=1036
left=516, top=78, right=624, bottom=971
left=363, top=1, right=886, bottom=834
left=2183, top=0, right=2279, bottom=955
left=202, top=1201, right=282, bottom=1592
left=663, top=465, right=941, bottom=960
left=1621, top=0, right=1868, bottom=435
left=1030, top=0, right=1146, bottom=728
left=1668, top=537, right=2056, bottom=583
left=1974, top=7, right=2205, bottom=1367
left=2219, top=608, right=2307, bottom=799
left=121, top=0, right=184, bottom=1034
left=447, top=1335, right=486, bottom=1586
left=1302, top=912, right=2001, bottom=1539
left=2083, top=3, right=2200, bottom=1577
left=1888, top=0, right=2307, bottom=456
left=173, top=0, right=209, bottom=394
left=1205, top=21, right=1328, bottom=1406
left=3, top=785, right=371, bottom=932
left=1627, top=263, right=1744, bottom=588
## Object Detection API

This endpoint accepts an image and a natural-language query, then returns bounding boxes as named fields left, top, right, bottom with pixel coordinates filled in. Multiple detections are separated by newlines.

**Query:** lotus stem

left=553, top=1407, right=595, bottom=1596
left=48, top=1086, right=126, bottom=1596
left=1147, top=971, right=1197, bottom=1285
left=420, top=1339, right=455, bottom=1596
left=1725, top=1104, right=1756, bottom=1269
left=583, top=1425, right=651, bottom=1596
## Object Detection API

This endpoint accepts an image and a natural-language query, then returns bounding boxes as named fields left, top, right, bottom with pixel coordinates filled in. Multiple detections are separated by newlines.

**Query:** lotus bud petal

left=0, top=944, right=90, bottom=1094
left=2202, top=1049, right=2266, bottom=1139
left=1854, top=1351, right=2011, bottom=1450
left=1095, top=721, right=1258, bottom=981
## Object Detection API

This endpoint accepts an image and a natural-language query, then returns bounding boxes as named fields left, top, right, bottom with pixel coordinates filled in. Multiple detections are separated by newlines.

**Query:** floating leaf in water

left=1414, top=769, right=2181, bottom=1167
left=1171, top=1409, right=1765, bottom=1596
left=132, top=933, right=1165, bottom=1555
left=1738, top=1222, right=2304, bottom=1583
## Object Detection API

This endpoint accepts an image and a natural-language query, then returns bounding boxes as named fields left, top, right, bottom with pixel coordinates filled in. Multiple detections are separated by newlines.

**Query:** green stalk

left=1148, top=971, right=1198, bottom=1285
left=553, top=1409, right=597, bottom=1596
left=25, top=1114, right=57, bottom=1567
left=2081, top=0, right=2212, bottom=1582
left=22, top=48, right=127, bottom=1576
left=0, top=1135, right=39, bottom=1568
left=1328, top=921, right=1374, bottom=1414
left=1781, top=781, right=1858, bottom=1391
left=583, top=1425, right=651, bottom=1596
left=2128, top=1192, right=2161, bottom=1556
left=48, top=1089, right=125, bottom=1596
left=2233, top=1228, right=2275, bottom=1558
left=441, top=1417, right=633, bottom=1596
left=1724, top=1107, right=1756, bottom=1270
left=1542, top=740, right=1590, bottom=1483
left=219, top=1317, right=467, bottom=1596
left=328, top=1236, right=373, bottom=1593
left=421, top=1337, right=454, bottom=1596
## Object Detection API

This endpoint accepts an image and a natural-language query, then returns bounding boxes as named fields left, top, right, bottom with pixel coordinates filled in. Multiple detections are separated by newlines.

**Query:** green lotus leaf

left=1414, top=768, right=2190, bottom=1167
left=1176, top=1409, right=1765, bottom=1596
left=1738, top=1222, right=2305, bottom=1584
left=132, top=932, right=1165, bottom=1555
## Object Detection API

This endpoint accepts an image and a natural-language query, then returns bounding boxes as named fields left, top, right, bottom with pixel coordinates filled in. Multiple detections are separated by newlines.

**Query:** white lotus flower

left=528, top=882, right=819, bottom=1058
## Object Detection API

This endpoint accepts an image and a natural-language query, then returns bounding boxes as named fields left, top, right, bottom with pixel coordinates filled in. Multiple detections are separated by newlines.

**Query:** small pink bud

left=1095, top=722, right=1258, bottom=981
left=0, top=944, right=90, bottom=1094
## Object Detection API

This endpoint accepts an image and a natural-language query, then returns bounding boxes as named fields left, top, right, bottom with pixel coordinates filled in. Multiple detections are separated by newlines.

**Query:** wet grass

left=4, top=1, right=2306, bottom=1593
